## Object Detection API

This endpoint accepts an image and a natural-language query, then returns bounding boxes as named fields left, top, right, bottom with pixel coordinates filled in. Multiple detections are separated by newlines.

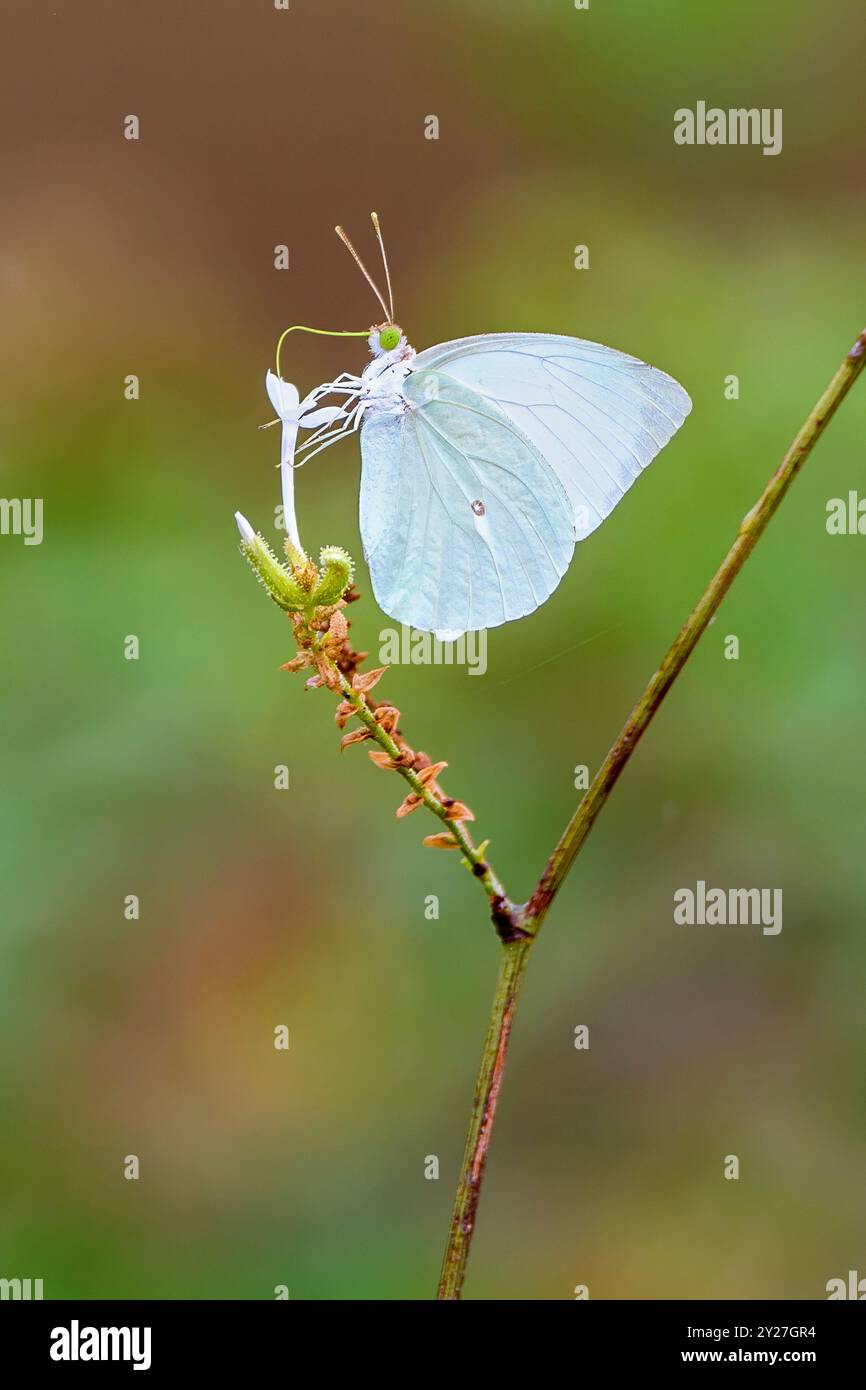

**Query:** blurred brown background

left=1, top=0, right=864, bottom=1299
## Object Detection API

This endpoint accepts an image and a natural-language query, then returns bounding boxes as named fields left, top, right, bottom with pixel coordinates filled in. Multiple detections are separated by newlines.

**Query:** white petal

left=265, top=370, right=301, bottom=421
left=280, top=426, right=302, bottom=549
left=298, top=405, right=347, bottom=429
left=234, top=511, right=256, bottom=541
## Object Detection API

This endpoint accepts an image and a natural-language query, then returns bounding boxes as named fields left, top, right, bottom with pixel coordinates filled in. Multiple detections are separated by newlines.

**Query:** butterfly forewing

left=412, top=333, right=692, bottom=540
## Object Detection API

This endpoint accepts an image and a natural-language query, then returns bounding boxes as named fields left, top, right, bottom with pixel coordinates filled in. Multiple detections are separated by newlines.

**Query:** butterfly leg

left=294, top=400, right=366, bottom=467
left=293, top=378, right=365, bottom=459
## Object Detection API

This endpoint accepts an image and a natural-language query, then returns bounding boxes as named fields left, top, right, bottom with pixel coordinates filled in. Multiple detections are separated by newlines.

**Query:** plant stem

left=529, top=329, right=866, bottom=925
left=437, top=937, right=533, bottom=1300
left=437, top=327, right=866, bottom=1299
left=334, top=666, right=522, bottom=930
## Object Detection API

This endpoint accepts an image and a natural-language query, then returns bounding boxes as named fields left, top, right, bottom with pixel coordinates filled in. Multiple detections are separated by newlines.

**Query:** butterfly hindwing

left=359, top=369, right=574, bottom=634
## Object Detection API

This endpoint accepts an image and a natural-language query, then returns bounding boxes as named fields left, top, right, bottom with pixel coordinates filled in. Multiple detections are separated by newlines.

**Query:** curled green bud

left=309, top=546, right=355, bottom=607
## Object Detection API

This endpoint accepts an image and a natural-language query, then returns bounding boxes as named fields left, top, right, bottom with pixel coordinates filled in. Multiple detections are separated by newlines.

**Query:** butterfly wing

left=412, top=333, right=691, bottom=539
left=359, top=368, right=575, bottom=635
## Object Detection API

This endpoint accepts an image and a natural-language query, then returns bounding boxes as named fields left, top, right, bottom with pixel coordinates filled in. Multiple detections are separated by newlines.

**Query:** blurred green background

left=1, top=0, right=864, bottom=1300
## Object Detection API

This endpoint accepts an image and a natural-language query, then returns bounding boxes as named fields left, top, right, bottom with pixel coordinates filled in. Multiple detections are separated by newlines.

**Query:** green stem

left=437, top=327, right=866, bottom=1299
left=529, top=327, right=866, bottom=926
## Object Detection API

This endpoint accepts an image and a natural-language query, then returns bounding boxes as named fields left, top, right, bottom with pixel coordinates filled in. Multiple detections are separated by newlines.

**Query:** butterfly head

left=367, top=322, right=412, bottom=363
left=377, top=324, right=402, bottom=352
left=368, top=321, right=406, bottom=356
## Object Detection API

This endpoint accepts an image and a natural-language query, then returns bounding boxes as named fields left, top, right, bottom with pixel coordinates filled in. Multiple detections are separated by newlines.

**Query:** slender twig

left=436, top=327, right=866, bottom=1300
left=436, top=938, right=532, bottom=1300
left=332, top=663, right=520, bottom=926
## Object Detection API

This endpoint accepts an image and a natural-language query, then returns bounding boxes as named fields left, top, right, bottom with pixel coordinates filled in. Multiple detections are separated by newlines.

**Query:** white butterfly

left=273, top=215, right=692, bottom=640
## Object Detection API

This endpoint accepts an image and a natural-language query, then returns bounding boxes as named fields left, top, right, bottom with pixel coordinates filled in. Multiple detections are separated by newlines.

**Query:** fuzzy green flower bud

left=309, top=546, right=355, bottom=607
left=235, top=512, right=310, bottom=612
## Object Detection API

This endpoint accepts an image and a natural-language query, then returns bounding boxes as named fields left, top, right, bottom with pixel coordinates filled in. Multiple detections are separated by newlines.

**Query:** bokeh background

left=2, top=0, right=865, bottom=1300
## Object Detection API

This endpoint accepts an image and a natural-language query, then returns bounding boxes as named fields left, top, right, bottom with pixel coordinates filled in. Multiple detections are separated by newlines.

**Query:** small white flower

left=264, top=372, right=346, bottom=552
left=265, top=372, right=304, bottom=551
left=235, top=372, right=348, bottom=554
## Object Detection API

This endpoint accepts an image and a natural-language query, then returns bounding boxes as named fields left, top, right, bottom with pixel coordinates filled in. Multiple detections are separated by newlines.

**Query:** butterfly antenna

left=370, top=211, right=394, bottom=323
left=335, top=224, right=391, bottom=323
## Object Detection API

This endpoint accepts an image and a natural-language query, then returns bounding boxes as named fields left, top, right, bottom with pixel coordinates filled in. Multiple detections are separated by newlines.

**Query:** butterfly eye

left=378, top=325, right=402, bottom=351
